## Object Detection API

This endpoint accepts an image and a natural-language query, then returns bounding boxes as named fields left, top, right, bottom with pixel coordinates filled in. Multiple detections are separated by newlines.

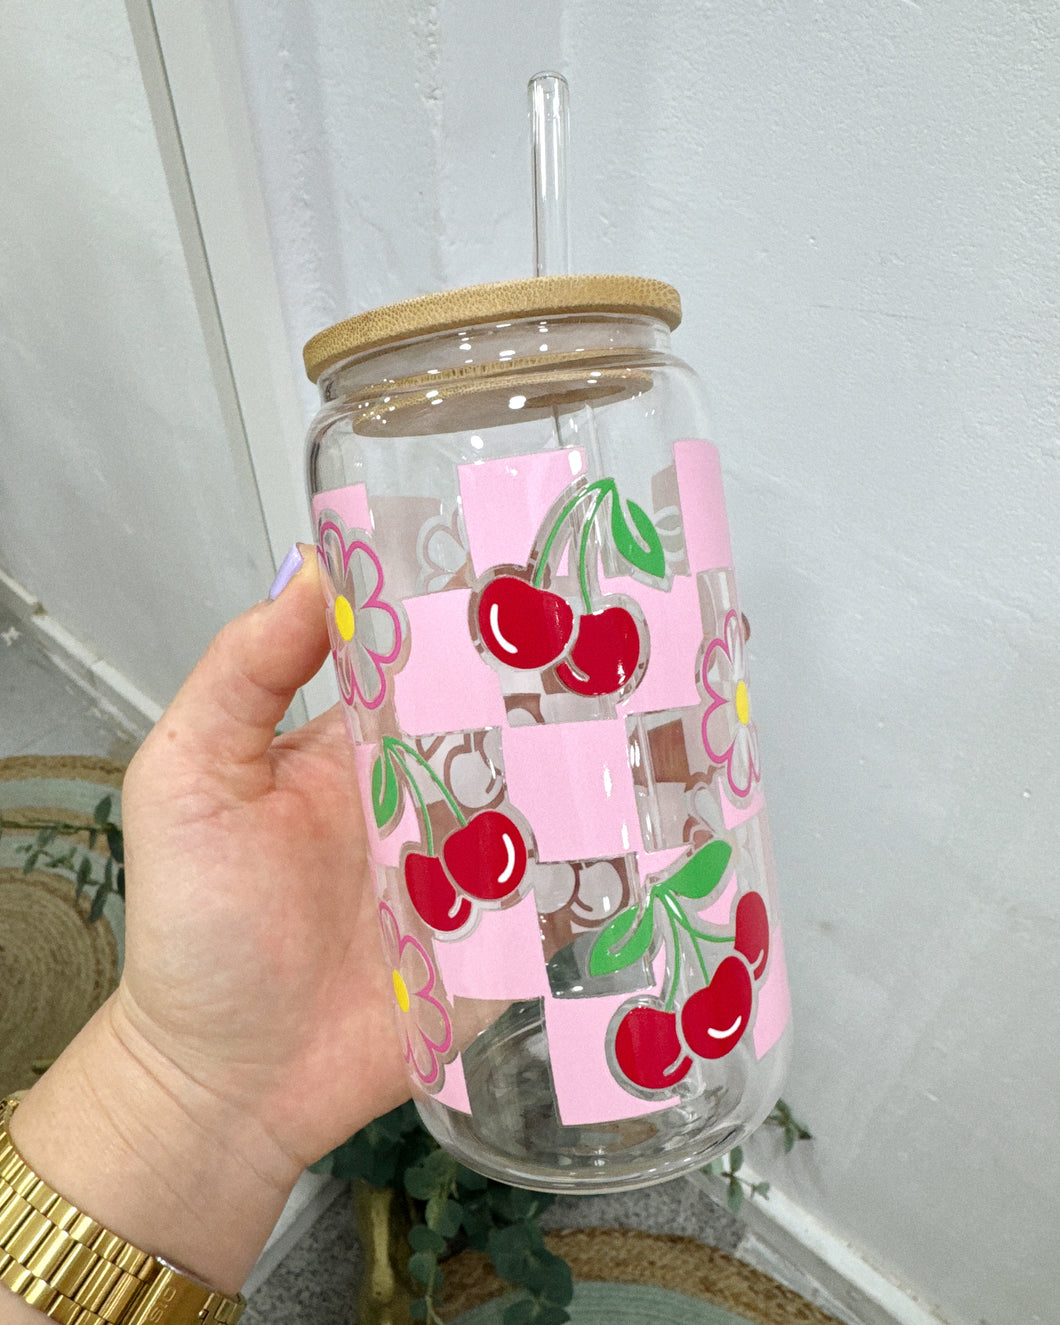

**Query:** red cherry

left=477, top=576, right=574, bottom=669
left=442, top=811, right=527, bottom=902
left=681, top=957, right=753, bottom=1059
left=404, top=853, right=472, bottom=932
left=614, top=1005, right=693, bottom=1090
left=555, top=606, right=641, bottom=696
left=734, top=892, right=770, bottom=980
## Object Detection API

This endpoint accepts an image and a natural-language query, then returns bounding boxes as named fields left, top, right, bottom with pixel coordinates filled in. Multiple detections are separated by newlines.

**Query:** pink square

left=674, top=440, right=732, bottom=572
left=501, top=721, right=644, bottom=863
left=354, top=743, right=420, bottom=869
left=599, top=573, right=704, bottom=716
left=312, top=483, right=372, bottom=534
left=392, top=590, right=507, bottom=736
left=635, top=846, right=687, bottom=893
left=459, top=449, right=586, bottom=578
left=753, top=928, right=791, bottom=1059
left=434, top=893, right=549, bottom=1000
left=434, top=1056, right=472, bottom=1113
left=545, top=951, right=673, bottom=1126
left=698, top=874, right=739, bottom=925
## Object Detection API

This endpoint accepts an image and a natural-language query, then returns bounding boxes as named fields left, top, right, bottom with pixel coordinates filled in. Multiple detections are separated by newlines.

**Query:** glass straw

left=528, top=72, right=570, bottom=277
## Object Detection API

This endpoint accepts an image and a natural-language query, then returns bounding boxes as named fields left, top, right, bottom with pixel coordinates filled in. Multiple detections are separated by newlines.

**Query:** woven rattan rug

left=443, top=1229, right=843, bottom=1325
left=0, top=755, right=126, bottom=1096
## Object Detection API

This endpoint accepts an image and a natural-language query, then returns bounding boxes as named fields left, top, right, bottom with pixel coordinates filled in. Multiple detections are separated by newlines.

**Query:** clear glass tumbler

left=304, top=274, right=791, bottom=1192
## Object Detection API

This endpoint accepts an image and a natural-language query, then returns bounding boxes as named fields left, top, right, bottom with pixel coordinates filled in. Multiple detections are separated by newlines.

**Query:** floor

left=0, top=601, right=871, bottom=1325
left=0, top=607, right=144, bottom=762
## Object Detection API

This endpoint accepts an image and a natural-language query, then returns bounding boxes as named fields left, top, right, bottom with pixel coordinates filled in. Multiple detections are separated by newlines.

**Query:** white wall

left=0, top=0, right=273, bottom=707
left=230, top=5, right=1059, bottom=1324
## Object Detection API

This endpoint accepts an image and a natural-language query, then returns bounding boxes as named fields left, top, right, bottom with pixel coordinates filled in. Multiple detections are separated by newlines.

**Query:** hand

left=118, top=544, right=410, bottom=1165
left=6, top=548, right=410, bottom=1304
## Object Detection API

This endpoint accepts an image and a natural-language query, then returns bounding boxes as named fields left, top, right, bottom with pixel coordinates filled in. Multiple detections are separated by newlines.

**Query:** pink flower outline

left=318, top=519, right=403, bottom=710
left=378, top=902, right=452, bottom=1088
left=701, top=609, right=761, bottom=800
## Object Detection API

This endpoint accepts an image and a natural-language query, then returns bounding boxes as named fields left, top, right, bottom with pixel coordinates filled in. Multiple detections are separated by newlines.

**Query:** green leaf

left=106, top=828, right=124, bottom=864
left=663, top=841, right=733, bottom=901
left=409, top=1224, right=447, bottom=1256
left=410, top=1300, right=429, bottom=1322
left=371, top=751, right=400, bottom=828
left=522, top=1248, right=574, bottom=1305
left=88, top=886, right=110, bottom=924
left=588, top=904, right=654, bottom=977
left=752, top=1182, right=771, bottom=1199
left=405, top=1147, right=457, bottom=1201
left=455, top=1163, right=489, bottom=1192
left=501, top=1301, right=537, bottom=1325
left=407, top=1251, right=439, bottom=1288
left=609, top=493, right=665, bottom=579
left=36, top=827, right=58, bottom=848
left=22, top=851, right=39, bottom=874
left=488, top=1223, right=534, bottom=1282
left=93, top=796, right=113, bottom=827
left=729, top=1146, right=743, bottom=1173
left=434, top=1198, right=462, bottom=1239
left=727, top=1176, right=744, bottom=1215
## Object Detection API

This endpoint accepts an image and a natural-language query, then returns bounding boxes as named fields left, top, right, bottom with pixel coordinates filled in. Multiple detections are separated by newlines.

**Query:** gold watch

left=0, top=1097, right=245, bottom=1325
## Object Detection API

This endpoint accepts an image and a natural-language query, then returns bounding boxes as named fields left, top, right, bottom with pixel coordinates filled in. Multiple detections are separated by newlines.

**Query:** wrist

left=7, top=995, right=300, bottom=1296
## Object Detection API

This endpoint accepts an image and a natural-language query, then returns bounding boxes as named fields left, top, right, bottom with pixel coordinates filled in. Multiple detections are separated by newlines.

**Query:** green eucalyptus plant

left=314, top=1096, right=811, bottom=1325
left=0, top=793, right=125, bottom=922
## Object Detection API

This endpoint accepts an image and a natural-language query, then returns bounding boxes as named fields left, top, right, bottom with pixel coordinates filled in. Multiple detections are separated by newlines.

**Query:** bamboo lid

left=303, top=274, right=682, bottom=383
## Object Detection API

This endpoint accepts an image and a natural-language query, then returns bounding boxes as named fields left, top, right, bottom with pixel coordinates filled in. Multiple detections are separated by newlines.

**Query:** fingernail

left=268, top=544, right=304, bottom=600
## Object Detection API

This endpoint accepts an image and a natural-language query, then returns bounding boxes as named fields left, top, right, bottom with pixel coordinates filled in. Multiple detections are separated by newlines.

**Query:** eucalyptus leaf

left=609, top=493, right=665, bottom=579
left=664, top=841, right=733, bottom=901
left=106, top=828, right=124, bottom=863
left=523, top=1248, right=574, bottom=1305
left=88, top=886, right=109, bottom=924
left=588, top=904, right=654, bottom=977
left=729, top=1146, right=743, bottom=1173
left=727, top=1176, right=744, bottom=1214
left=409, top=1224, right=447, bottom=1255
left=371, top=751, right=400, bottom=828
left=408, top=1250, right=438, bottom=1288
left=455, top=1162, right=489, bottom=1192
left=434, top=1198, right=462, bottom=1239
left=488, top=1223, right=534, bottom=1281
left=501, top=1301, right=537, bottom=1325
left=93, top=796, right=113, bottom=827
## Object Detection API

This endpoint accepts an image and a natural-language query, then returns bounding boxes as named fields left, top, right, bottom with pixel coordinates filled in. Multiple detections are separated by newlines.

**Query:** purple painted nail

left=268, top=544, right=304, bottom=600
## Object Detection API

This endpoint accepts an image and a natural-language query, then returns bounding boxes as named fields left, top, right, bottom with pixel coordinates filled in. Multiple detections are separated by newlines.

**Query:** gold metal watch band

left=0, top=1098, right=245, bottom=1325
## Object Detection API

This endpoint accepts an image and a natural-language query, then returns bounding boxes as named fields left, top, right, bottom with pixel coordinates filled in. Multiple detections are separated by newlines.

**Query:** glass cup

left=304, top=274, right=791, bottom=1192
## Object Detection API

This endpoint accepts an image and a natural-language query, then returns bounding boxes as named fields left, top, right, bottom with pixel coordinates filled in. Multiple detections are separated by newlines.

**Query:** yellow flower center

left=735, top=680, right=751, bottom=726
left=392, top=969, right=410, bottom=1014
left=334, top=594, right=356, bottom=642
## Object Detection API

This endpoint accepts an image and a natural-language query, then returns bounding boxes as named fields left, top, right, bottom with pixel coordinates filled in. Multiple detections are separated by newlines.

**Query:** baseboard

left=0, top=568, right=161, bottom=737
left=689, top=1170, right=948, bottom=1325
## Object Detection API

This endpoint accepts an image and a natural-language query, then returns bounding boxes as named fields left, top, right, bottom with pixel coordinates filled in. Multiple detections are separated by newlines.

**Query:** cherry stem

left=382, top=737, right=469, bottom=849
left=663, top=909, right=684, bottom=1012
left=387, top=747, right=435, bottom=855
left=532, top=478, right=616, bottom=609
left=660, top=891, right=734, bottom=944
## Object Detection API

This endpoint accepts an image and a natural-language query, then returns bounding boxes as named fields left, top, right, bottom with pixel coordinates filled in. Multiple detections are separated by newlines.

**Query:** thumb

left=155, top=544, right=331, bottom=766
